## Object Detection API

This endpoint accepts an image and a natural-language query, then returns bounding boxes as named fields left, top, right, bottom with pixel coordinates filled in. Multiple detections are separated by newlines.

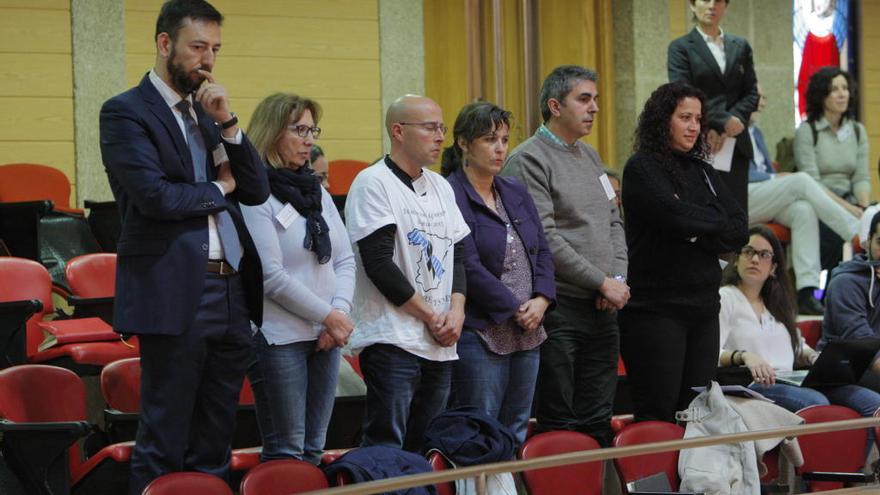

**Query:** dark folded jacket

left=323, top=445, right=436, bottom=495
left=424, top=406, right=517, bottom=466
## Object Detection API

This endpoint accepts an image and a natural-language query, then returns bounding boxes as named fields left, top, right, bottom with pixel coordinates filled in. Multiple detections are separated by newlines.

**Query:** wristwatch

left=220, top=113, right=238, bottom=130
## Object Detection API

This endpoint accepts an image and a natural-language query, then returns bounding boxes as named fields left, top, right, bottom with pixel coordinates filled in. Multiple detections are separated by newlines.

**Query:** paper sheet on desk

left=711, top=137, right=736, bottom=172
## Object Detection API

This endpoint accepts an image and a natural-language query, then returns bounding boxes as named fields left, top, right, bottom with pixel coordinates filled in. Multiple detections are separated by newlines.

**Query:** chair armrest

left=67, top=296, right=115, bottom=324
left=801, top=472, right=876, bottom=483
left=0, top=419, right=91, bottom=495
left=0, top=200, right=53, bottom=260
left=0, top=299, right=42, bottom=367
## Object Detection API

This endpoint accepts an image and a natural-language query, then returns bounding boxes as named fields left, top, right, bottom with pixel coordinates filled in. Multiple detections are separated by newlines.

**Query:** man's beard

left=167, top=46, right=204, bottom=95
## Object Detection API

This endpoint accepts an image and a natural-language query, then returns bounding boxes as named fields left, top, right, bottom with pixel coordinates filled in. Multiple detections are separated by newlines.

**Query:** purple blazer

left=447, top=167, right=556, bottom=331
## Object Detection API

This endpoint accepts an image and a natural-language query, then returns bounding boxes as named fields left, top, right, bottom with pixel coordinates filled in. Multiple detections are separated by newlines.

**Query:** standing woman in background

left=619, top=81, right=748, bottom=423
left=795, top=67, right=869, bottom=270
left=442, top=102, right=556, bottom=444
left=668, top=0, right=759, bottom=211
left=242, top=93, right=356, bottom=463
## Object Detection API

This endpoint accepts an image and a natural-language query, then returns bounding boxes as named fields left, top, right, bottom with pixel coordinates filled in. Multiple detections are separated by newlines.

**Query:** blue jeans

left=248, top=331, right=340, bottom=464
left=450, top=329, right=540, bottom=445
left=359, top=344, right=452, bottom=453
left=749, top=382, right=880, bottom=417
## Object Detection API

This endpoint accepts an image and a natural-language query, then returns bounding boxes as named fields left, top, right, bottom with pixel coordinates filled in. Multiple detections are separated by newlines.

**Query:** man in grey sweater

left=501, top=65, right=628, bottom=446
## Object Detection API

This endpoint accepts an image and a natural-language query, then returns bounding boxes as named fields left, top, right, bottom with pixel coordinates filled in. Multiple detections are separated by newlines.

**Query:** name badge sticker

left=275, top=203, right=300, bottom=229
left=212, top=143, right=230, bottom=167
left=598, top=173, right=616, bottom=201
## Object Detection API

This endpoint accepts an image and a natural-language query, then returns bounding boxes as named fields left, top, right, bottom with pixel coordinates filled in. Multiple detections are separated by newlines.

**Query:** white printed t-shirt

left=345, top=159, right=470, bottom=362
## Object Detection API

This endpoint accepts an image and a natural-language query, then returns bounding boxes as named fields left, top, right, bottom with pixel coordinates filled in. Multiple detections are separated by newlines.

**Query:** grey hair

left=539, top=65, right=598, bottom=122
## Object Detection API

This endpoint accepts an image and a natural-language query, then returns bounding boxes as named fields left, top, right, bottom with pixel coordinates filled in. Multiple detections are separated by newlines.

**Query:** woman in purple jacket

left=442, top=102, right=556, bottom=444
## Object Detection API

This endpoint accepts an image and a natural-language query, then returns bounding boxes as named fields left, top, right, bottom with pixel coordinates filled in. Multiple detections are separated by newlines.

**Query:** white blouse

left=718, top=285, right=803, bottom=372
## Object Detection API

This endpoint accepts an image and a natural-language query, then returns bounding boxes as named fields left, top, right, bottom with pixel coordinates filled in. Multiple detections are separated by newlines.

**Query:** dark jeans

left=619, top=306, right=719, bottom=424
left=359, top=344, right=452, bottom=453
left=535, top=295, right=619, bottom=446
left=450, top=329, right=540, bottom=445
left=129, top=274, right=252, bottom=495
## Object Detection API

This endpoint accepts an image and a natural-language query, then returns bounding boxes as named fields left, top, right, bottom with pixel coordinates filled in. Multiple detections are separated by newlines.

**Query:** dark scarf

left=267, top=165, right=331, bottom=264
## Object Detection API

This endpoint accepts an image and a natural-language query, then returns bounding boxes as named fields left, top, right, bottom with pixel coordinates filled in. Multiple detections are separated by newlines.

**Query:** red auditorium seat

left=0, top=163, right=82, bottom=215
left=427, top=450, right=456, bottom=495
left=613, top=420, right=685, bottom=492
left=795, top=319, right=822, bottom=350
left=65, top=253, right=116, bottom=323
left=0, top=364, right=132, bottom=494
left=519, top=431, right=603, bottom=495
left=327, top=159, right=369, bottom=197
left=142, top=471, right=233, bottom=495
left=239, top=459, right=328, bottom=495
left=796, top=404, right=869, bottom=491
left=0, top=256, right=138, bottom=374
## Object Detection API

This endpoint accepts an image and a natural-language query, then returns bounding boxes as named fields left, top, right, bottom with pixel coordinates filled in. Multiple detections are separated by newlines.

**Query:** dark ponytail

left=440, top=101, right=512, bottom=177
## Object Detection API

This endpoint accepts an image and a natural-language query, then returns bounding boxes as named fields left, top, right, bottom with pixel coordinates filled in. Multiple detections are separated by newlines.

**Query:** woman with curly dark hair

left=618, top=81, right=748, bottom=423
left=795, top=66, right=868, bottom=270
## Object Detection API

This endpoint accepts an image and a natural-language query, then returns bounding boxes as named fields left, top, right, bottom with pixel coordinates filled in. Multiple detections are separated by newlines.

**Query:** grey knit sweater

left=501, top=132, right=627, bottom=299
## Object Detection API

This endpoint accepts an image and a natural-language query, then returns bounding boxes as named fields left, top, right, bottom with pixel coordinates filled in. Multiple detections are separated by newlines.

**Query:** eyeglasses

left=739, top=245, right=774, bottom=261
left=287, top=124, right=322, bottom=139
left=398, top=121, right=448, bottom=135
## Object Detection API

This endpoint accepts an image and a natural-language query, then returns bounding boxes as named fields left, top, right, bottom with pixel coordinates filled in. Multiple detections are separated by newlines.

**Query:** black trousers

left=129, top=274, right=252, bottom=495
left=717, top=150, right=749, bottom=213
left=618, top=305, right=719, bottom=423
left=535, top=295, right=619, bottom=446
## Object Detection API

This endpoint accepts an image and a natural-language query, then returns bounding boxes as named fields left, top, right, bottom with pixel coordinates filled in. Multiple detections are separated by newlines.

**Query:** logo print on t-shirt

left=406, top=229, right=452, bottom=291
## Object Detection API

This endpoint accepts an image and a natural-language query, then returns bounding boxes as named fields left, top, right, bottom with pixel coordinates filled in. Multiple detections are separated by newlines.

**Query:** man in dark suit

left=668, top=0, right=758, bottom=210
left=98, top=1, right=269, bottom=492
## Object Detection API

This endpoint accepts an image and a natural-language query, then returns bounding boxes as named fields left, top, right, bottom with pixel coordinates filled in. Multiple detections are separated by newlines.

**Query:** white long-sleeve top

left=242, top=189, right=355, bottom=345
left=718, top=285, right=803, bottom=372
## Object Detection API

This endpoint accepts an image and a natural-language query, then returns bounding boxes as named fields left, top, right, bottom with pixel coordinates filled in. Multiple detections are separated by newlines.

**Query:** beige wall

left=0, top=0, right=75, bottom=197
left=862, top=1, right=880, bottom=199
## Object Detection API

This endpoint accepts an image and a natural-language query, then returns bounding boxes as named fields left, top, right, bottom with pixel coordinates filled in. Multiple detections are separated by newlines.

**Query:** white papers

left=711, top=137, right=736, bottom=172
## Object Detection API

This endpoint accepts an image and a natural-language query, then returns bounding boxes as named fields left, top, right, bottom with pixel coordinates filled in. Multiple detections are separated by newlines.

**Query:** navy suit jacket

left=99, top=73, right=269, bottom=335
left=447, top=168, right=555, bottom=331
left=668, top=28, right=759, bottom=159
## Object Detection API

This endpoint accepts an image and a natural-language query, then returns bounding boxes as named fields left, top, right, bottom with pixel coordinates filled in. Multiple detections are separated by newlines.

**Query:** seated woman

left=441, top=102, right=555, bottom=444
left=242, top=93, right=356, bottom=463
left=309, top=144, right=330, bottom=190
left=794, top=67, right=870, bottom=270
left=719, top=225, right=880, bottom=417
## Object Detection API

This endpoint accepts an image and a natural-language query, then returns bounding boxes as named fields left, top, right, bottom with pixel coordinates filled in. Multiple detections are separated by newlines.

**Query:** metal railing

left=305, top=416, right=880, bottom=495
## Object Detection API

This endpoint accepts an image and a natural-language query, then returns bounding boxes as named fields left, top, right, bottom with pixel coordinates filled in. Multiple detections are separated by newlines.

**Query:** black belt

left=207, top=260, right=237, bottom=275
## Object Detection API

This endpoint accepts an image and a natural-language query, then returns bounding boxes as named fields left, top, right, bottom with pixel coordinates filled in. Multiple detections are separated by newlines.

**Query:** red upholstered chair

left=765, top=223, right=791, bottom=244
left=327, top=159, right=369, bottom=197
left=0, top=164, right=104, bottom=292
left=321, top=449, right=353, bottom=486
left=612, top=421, right=685, bottom=492
left=0, top=256, right=138, bottom=374
left=239, top=459, right=328, bottom=495
left=65, top=253, right=117, bottom=323
left=142, top=471, right=233, bottom=495
left=796, top=404, right=870, bottom=491
left=427, top=450, right=456, bottom=495
left=519, top=431, right=603, bottom=495
left=0, top=163, right=81, bottom=215
left=0, top=364, right=133, bottom=494
left=796, top=319, right=823, bottom=350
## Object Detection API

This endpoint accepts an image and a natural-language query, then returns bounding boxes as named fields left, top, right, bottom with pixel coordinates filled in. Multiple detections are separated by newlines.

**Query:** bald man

left=344, top=95, right=470, bottom=451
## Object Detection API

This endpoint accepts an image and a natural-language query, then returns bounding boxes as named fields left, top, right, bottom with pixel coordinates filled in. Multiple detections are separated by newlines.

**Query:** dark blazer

left=99, top=73, right=269, bottom=336
left=447, top=168, right=555, bottom=331
left=668, top=27, right=759, bottom=159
